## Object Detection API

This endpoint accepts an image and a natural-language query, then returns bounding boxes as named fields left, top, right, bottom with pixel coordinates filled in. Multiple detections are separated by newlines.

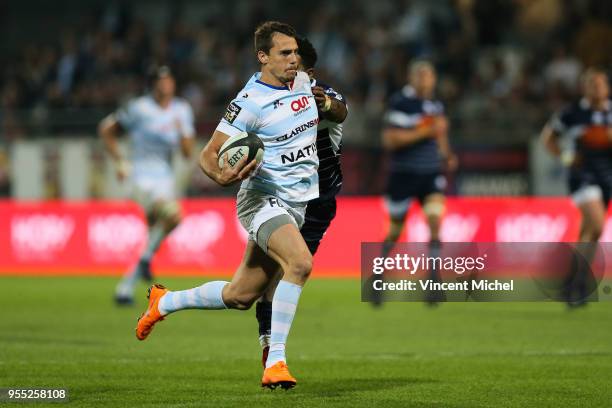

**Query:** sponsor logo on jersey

left=275, top=117, right=320, bottom=142
left=290, top=96, right=311, bottom=112
left=223, top=102, right=242, bottom=124
left=281, top=142, right=317, bottom=164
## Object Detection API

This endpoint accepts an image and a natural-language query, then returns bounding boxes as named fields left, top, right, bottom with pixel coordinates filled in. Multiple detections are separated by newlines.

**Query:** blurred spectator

left=544, top=44, right=582, bottom=94
left=0, top=0, right=607, bottom=149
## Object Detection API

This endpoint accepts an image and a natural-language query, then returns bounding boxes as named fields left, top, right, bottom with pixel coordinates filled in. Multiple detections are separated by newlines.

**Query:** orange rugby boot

left=261, top=361, right=297, bottom=390
left=135, top=284, right=168, bottom=341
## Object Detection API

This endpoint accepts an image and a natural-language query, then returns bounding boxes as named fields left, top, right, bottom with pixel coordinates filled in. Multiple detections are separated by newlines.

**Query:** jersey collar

left=402, top=85, right=416, bottom=98
left=255, top=79, right=289, bottom=90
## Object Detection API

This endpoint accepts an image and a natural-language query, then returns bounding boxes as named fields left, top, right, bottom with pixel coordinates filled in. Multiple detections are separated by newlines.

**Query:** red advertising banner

left=0, top=197, right=610, bottom=277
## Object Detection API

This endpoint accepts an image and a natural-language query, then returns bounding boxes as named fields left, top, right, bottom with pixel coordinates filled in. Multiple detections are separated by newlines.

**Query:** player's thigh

left=301, top=198, right=337, bottom=254
left=225, top=241, right=280, bottom=306
left=266, top=223, right=312, bottom=277
left=578, top=198, right=606, bottom=231
left=571, top=178, right=606, bottom=233
left=422, top=192, right=446, bottom=215
left=384, top=172, right=413, bottom=225
left=132, top=177, right=177, bottom=222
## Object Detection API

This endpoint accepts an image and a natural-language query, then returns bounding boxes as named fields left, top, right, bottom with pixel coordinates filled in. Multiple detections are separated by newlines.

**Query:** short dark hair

left=146, top=64, right=173, bottom=86
left=297, top=37, right=317, bottom=70
left=254, top=21, right=297, bottom=55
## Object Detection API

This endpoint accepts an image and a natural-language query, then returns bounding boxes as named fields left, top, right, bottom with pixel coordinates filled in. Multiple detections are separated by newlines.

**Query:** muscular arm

left=312, top=86, right=347, bottom=124
left=98, top=116, right=124, bottom=162
left=199, top=130, right=257, bottom=186
left=175, top=116, right=195, bottom=159
left=540, top=124, right=562, bottom=157
left=180, top=137, right=194, bottom=159
left=382, top=126, right=432, bottom=151
left=98, top=115, right=130, bottom=180
left=433, top=116, right=458, bottom=172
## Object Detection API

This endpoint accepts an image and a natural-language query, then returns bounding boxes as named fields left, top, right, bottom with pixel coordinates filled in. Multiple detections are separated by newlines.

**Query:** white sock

left=266, top=280, right=302, bottom=368
left=142, top=224, right=166, bottom=261
left=158, top=281, right=229, bottom=315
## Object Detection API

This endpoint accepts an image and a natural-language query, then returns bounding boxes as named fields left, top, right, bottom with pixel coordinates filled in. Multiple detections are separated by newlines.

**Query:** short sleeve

left=383, top=94, right=420, bottom=128
left=114, top=100, right=138, bottom=131
left=549, top=108, right=571, bottom=134
left=323, top=86, right=347, bottom=106
left=215, top=97, right=261, bottom=137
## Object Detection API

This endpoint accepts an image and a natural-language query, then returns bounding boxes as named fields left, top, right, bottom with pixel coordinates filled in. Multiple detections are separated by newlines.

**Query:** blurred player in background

left=98, top=66, right=195, bottom=305
left=541, top=67, right=612, bottom=306
left=255, top=36, right=348, bottom=366
left=379, top=61, right=457, bottom=305
left=135, top=22, right=320, bottom=389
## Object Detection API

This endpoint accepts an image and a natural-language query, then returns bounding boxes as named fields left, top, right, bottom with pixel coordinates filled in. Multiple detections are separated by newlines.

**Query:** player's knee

left=231, top=295, right=257, bottom=310
left=166, top=211, right=182, bottom=229
left=157, top=201, right=182, bottom=229
left=287, top=255, right=313, bottom=281
left=585, top=224, right=603, bottom=242
left=386, top=230, right=401, bottom=242
left=386, top=219, right=404, bottom=242
left=223, top=288, right=257, bottom=310
left=423, top=201, right=445, bottom=220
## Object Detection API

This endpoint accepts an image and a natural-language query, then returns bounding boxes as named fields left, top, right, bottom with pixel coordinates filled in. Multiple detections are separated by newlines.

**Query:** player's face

left=410, top=67, right=436, bottom=98
left=265, top=33, right=299, bottom=83
left=584, top=73, right=609, bottom=102
left=155, top=75, right=176, bottom=98
left=296, top=56, right=315, bottom=80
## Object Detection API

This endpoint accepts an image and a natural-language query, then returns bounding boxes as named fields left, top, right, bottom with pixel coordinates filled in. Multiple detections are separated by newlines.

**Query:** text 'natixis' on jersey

left=275, top=118, right=320, bottom=142
left=281, top=142, right=318, bottom=164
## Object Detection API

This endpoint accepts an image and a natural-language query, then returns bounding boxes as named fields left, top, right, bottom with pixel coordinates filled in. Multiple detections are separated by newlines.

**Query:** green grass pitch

left=1, top=276, right=611, bottom=407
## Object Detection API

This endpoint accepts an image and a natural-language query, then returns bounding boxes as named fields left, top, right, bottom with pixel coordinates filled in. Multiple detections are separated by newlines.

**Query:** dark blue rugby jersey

left=550, top=98, right=612, bottom=158
left=312, top=79, right=346, bottom=199
left=383, top=86, right=445, bottom=173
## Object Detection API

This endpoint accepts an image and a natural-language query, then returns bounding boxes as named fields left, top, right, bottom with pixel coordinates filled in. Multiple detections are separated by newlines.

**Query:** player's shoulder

left=557, top=99, right=587, bottom=118
left=229, top=74, right=269, bottom=108
left=388, top=86, right=421, bottom=110
left=117, top=95, right=149, bottom=116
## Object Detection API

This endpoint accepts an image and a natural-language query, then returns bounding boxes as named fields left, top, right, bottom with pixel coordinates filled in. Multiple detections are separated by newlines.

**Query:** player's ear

left=306, top=68, right=315, bottom=78
left=257, top=51, right=269, bottom=65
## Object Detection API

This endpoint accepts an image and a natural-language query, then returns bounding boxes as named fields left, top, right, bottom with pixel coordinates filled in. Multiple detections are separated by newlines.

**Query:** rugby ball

left=218, top=132, right=264, bottom=169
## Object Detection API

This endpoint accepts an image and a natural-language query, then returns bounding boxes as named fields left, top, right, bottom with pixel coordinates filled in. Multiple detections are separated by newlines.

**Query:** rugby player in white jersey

left=135, top=21, right=319, bottom=390
left=255, top=36, right=348, bottom=367
left=98, top=66, right=195, bottom=305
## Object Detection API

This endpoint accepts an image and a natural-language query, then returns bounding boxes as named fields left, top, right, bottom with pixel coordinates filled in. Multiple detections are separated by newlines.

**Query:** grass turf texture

left=1, top=276, right=611, bottom=407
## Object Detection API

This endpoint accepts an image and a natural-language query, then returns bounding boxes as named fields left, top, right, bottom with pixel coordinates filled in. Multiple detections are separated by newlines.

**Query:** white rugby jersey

left=115, top=95, right=195, bottom=180
left=216, top=71, right=319, bottom=203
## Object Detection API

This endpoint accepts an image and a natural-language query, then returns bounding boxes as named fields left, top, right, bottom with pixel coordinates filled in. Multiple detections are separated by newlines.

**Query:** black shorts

left=300, top=196, right=337, bottom=255
left=384, top=171, right=446, bottom=219
left=386, top=171, right=446, bottom=202
left=568, top=168, right=612, bottom=206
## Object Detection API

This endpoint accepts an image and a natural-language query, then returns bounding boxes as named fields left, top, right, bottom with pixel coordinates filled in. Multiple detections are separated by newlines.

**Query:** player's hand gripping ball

left=218, top=132, right=264, bottom=170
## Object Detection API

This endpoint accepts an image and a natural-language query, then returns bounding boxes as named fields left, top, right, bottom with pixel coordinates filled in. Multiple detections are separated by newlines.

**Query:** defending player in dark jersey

left=541, top=67, right=612, bottom=306
left=255, top=37, right=348, bottom=365
left=378, top=61, right=457, bottom=305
